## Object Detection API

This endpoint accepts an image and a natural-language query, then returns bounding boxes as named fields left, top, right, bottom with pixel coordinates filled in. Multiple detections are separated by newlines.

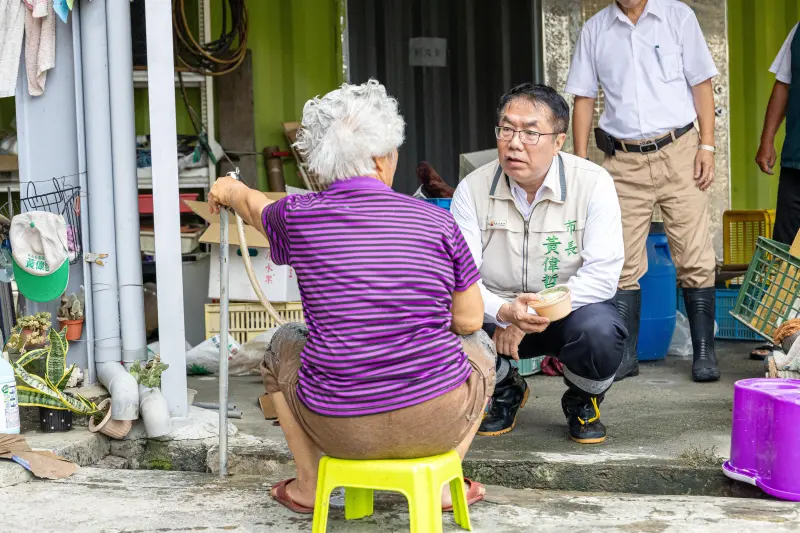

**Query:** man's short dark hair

left=496, top=83, right=570, bottom=135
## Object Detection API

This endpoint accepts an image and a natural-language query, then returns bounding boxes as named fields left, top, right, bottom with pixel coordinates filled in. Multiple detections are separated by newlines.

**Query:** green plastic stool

left=311, top=450, right=472, bottom=533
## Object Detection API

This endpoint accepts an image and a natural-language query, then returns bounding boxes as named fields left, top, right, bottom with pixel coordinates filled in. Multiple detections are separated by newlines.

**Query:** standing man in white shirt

left=566, top=0, right=720, bottom=383
left=452, top=83, right=626, bottom=444
left=757, top=22, right=800, bottom=246
left=752, top=22, right=800, bottom=362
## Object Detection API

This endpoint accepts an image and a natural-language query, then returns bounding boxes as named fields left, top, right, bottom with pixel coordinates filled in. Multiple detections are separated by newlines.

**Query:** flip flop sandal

left=270, top=478, right=314, bottom=514
left=750, top=344, right=773, bottom=361
left=443, top=478, right=485, bottom=512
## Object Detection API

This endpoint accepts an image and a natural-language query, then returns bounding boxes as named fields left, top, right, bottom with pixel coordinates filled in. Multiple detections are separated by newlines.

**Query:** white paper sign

left=409, top=37, right=447, bottom=67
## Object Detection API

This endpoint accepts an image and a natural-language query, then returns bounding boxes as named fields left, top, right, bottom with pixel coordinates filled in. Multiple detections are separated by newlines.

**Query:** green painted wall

left=229, top=0, right=342, bottom=189
left=0, top=98, right=14, bottom=131
left=729, top=0, right=800, bottom=209
left=133, top=0, right=342, bottom=190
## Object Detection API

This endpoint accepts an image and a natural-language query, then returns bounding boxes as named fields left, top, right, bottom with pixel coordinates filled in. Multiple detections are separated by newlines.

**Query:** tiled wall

left=543, top=0, right=729, bottom=261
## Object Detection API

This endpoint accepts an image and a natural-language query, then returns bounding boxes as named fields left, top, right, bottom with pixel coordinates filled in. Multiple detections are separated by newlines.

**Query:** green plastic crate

left=510, top=355, right=546, bottom=377
left=731, top=237, right=800, bottom=340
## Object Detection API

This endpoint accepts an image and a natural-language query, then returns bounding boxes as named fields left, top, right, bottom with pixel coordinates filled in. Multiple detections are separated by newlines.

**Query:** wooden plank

left=217, top=50, right=258, bottom=188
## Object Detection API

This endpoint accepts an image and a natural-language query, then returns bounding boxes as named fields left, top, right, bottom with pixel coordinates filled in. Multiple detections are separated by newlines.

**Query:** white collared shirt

left=565, top=0, right=718, bottom=140
left=770, top=23, right=799, bottom=84
left=451, top=155, right=624, bottom=326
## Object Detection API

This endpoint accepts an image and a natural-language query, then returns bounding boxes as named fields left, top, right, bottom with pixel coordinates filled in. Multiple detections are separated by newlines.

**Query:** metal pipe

left=107, top=0, right=147, bottom=368
left=70, top=2, right=96, bottom=386
left=193, top=401, right=237, bottom=410
left=219, top=206, right=230, bottom=478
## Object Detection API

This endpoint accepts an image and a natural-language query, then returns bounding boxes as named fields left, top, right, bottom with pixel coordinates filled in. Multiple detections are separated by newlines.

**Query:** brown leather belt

left=613, top=123, right=695, bottom=154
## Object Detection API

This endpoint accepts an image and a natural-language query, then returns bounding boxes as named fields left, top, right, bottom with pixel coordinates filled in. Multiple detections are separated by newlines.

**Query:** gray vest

left=463, top=152, right=601, bottom=300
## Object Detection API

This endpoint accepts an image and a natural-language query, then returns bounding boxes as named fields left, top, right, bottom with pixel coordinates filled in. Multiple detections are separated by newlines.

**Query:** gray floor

left=190, top=342, right=764, bottom=462
left=2, top=467, right=798, bottom=532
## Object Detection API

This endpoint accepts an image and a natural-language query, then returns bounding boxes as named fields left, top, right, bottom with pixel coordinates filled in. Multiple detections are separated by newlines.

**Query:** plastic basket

left=723, top=210, right=776, bottom=266
left=423, top=198, right=452, bottom=210
left=204, top=302, right=304, bottom=344
left=510, top=355, right=545, bottom=377
left=730, top=237, right=800, bottom=341
left=677, top=288, right=761, bottom=341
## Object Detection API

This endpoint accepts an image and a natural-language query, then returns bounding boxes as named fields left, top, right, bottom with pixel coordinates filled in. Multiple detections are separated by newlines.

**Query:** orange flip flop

left=270, top=478, right=314, bottom=514
left=443, top=478, right=485, bottom=512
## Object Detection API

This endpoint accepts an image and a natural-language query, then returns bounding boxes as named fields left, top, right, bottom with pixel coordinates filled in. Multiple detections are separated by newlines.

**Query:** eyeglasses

left=494, top=126, right=557, bottom=145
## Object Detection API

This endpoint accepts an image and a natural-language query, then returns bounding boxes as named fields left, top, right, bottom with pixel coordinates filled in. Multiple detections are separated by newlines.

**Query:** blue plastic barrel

left=637, top=222, right=677, bottom=361
left=423, top=198, right=452, bottom=210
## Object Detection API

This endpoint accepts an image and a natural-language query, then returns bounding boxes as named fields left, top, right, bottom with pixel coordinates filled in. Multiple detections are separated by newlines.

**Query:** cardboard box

left=0, top=154, right=18, bottom=172
left=259, top=394, right=278, bottom=420
left=185, top=195, right=301, bottom=303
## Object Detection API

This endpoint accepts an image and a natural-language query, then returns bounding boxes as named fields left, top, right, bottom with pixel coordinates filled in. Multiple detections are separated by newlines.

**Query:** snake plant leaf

left=11, top=360, right=60, bottom=400
left=16, top=347, right=49, bottom=368
left=55, top=390, right=97, bottom=415
left=45, top=374, right=96, bottom=415
left=55, top=364, right=76, bottom=392
left=17, top=386, right=69, bottom=410
left=46, top=328, right=68, bottom=384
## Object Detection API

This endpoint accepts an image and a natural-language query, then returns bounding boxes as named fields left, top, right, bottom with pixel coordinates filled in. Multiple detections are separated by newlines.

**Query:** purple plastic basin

left=723, top=378, right=800, bottom=501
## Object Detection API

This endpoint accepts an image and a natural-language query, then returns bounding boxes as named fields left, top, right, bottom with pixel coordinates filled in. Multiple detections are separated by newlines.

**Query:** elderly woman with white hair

left=208, top=79, right=496, bottom=513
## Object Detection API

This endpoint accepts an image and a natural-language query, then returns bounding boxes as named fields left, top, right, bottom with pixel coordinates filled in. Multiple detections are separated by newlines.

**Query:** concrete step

left=102, top=433, right=763, bottom=499
left=0, top=428, right=109, bottom=487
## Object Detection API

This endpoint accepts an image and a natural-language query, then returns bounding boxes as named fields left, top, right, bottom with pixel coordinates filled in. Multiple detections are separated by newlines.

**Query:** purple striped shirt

left=262, top=176, right=481, bottom=417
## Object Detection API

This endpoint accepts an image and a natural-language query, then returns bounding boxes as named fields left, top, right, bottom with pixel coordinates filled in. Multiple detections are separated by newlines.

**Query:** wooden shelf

left=136, top=167, right=209, bottom=189
left=132, top=70, right=207, bottom=89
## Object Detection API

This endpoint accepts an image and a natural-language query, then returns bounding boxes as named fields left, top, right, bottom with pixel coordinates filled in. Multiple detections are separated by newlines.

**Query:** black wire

left=172, top=0, right=248, bottom=77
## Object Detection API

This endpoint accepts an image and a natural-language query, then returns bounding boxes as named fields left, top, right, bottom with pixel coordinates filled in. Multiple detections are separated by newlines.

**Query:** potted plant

left=14, top=312, right=51, bottom=350
left=57, top=287, right=85, bottom=341
left=89, top=398, right=132, bottom=439
left=11, top=328, right=101, bottom=433
left=129, top=355, right=172, bottom=438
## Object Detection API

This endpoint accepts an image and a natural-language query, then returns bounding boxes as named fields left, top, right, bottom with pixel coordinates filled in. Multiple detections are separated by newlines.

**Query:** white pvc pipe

left=79, top=0, right=137, bottom=418
left=97, top=361, right=139, bottom=420
left=106, top=0, right=147, bottom=368
left=70, top=3, right=96, bottom=386
left=139, top=385, right=172, bottom=438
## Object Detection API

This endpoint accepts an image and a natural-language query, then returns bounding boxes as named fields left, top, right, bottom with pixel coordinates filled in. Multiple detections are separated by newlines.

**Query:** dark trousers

left=774, top=167, right=800, bottom=245
left=484, top=300, right=626, bottom=397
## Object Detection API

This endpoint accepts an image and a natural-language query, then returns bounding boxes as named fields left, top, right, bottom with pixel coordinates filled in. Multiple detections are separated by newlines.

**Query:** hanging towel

left=0, top=0, right=26, bottom=98
left=22, top=0, right=48, bottom=18
left=24, top=0, right=55, bottom=96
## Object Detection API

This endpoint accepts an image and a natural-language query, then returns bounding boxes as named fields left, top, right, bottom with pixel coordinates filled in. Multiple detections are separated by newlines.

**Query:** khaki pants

left=260, top=323, right=496, bottom=460
left=604, top=128, right=715, bottom=290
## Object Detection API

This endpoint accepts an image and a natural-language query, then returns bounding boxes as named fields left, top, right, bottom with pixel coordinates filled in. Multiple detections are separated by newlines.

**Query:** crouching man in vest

left=452, top=84, right=627, bottom=443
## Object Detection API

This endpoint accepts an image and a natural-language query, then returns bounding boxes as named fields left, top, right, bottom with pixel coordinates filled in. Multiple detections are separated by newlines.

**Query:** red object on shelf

left=138, top=193, right=198, bottom=214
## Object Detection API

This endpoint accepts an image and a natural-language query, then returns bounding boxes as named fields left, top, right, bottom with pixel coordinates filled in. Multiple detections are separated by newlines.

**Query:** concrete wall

left=543, top=0, right=729, bottom=261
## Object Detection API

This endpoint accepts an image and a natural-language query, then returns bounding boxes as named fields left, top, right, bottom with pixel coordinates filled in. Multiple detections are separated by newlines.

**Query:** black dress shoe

left=478, top=366, right=529, bottom=436
left=561, top=388, right=606, bottom=444
left=683, top=288, right=721, bottom=382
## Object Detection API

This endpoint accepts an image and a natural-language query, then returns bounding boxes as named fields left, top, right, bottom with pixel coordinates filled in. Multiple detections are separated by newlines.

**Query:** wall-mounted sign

left=409, top=37, right=447, bottom=68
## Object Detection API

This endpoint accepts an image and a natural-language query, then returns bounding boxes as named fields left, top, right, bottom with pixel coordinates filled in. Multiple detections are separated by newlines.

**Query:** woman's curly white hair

left=294, top=79, right=405, bottom=184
